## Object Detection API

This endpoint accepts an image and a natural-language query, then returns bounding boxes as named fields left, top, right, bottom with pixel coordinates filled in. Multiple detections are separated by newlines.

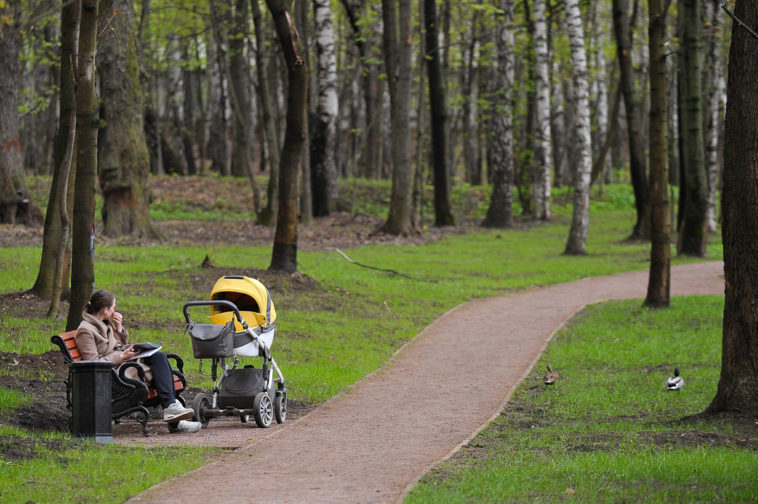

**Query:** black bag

left=187, top=320, right=235, bottom=358
left=218, top=367, right=268, bottom=409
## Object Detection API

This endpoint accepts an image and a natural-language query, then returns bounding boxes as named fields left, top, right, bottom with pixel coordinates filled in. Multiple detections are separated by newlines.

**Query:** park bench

left=51, top=330, right=187, bottom=435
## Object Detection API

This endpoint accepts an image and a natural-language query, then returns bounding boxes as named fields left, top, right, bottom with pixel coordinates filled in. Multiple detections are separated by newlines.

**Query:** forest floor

left=0, top=176, right=490, bottom=461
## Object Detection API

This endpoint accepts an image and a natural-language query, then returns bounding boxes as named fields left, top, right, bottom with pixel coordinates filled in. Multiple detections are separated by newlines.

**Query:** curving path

left=127, top=262, right=724, bottom=504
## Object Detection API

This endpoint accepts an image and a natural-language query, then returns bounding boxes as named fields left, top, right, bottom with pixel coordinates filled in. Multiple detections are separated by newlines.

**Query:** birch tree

left=532, top=0, right=551, bottom=220
left=482, top=0, right=515, bottom=228
left=311, top=0, right=339, bottom=216
left=702, top=0, right=722, bottom=234
left=564, top=0, right=593, bottom=255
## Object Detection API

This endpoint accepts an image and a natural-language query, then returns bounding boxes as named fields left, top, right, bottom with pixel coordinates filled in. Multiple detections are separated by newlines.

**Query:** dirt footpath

left=126, top=262, right=724, bottom=504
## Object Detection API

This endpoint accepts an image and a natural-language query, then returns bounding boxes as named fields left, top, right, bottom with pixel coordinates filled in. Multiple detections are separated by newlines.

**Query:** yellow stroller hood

left=207, top=275, right=276, bottom=333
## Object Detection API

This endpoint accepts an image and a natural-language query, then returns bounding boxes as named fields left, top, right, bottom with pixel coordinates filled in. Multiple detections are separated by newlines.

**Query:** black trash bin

left=70, top=360, right=114, bottom=443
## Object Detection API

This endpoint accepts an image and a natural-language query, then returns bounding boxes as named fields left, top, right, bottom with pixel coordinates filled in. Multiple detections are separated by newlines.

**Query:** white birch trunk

left=703, top=0, right=720, bottom=233
left=564, top=0, right=593, bottom=254
left=533, top=0, right=552, bottom=220
left=312, top=0, right=340, bottom=212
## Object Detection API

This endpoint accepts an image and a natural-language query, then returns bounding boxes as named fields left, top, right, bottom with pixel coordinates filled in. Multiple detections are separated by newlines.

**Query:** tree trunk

left=380, top=0, right=416, bottom=235
left=532, top=0, right=552, bottom=220
left=482, top=0, right=515, bottom=229
left=66, top=0, right=100, bottom=331
left=48, top=5, right=79, bottom=318
left=564, top=0, right=593, bottom=255
left=32, top=0, right=80, bottom=299
left=181, top=45, right=198, bottom=175
left=643, top=0, right=671, bottom=307
left=0, top=5, right=40, bottom=226
left=708, top=0, right=758, bottom=415
left=252, top=0, right=281, bottom=226
left=676, top=0, right=707, bottom=257
left=267, top=0, right=308, bottom=273
left=97, top=0, right=158, bottom=239
left=310, top=0, right=340, bottom=217
left=424, top=0, right=454, bottom=227
left=612, top=0, right=650, bottom=239
left=295, top=0, right=312, bottom=226
left=702, top=0, right=721, bottom=234
left=207, top=10, right=230, bottom=176
left=228, top=0, right=254, bottom=180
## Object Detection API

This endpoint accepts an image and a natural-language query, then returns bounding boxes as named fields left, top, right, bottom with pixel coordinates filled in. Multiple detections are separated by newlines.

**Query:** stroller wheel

left=240, top=414, right=249, bottom=423
left=275, top=394, right=286, bottom=424
left=192, top=393, right=211, bottom=428
left=253, top=392, right=273, bottom=428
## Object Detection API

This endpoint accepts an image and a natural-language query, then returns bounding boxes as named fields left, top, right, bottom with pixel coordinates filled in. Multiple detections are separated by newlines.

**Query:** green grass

left=1, top=179, right=727, bottom=502
left=0, top=389, right=31, bottom=412
left=406, top=297, right=758, bottom=503
left=0, top=427, right=221, bottom=504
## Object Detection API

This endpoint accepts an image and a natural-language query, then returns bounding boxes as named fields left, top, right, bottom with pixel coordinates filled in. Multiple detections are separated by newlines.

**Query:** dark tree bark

left=676, top=0, right=708, bottom=257
left=33, top=0, right=80, bottom=299
left=97, top=0, right=158, bottom=239
left=340, top=0, right=383, bottom=179
left=424, top=0, right=454, bottom=227
left=207, top=5, right=230, bottom=176
left=0, top=3, right=41, bottom=226
left=67, top=0, right=100, bottom=331
left=612, top=0, right=650, bottom=239
left=267, top=0, right=308, bottom=273
left=482, top=0, right=515, bottom=229
left=643, top=0, right=671, bottom=308
left=380, top=0, right=416, bottom=235
left=252, top=0, right=282, bottom=226
left=708, top=0, right=758, bottom=415
left=228, top=0, right=255, bottom=180
left=48, top=13, right=78, bottom=318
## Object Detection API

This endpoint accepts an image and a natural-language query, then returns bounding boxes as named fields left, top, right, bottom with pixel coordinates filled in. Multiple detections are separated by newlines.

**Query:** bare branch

left=722, top=3, right=758, bottom=41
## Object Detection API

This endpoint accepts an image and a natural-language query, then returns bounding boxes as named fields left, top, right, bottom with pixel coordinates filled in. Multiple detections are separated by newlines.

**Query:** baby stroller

left=183, top=275, right=286, bottom=428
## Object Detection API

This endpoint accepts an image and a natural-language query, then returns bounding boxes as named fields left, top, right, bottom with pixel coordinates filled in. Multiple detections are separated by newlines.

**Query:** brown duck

left=544, top=364, right=559, bottom=385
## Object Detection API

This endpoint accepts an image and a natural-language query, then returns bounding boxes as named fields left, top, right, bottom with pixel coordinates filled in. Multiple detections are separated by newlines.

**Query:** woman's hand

left=122, top=345, right=140, bottom=360
left=111, top=311, right=124, bottom=333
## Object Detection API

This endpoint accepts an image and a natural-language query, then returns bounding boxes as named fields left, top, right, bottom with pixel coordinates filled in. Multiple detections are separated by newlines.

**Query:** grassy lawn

left=407, top=297, right=758, bottom=503
left=0, top=178, right=736, bottom=503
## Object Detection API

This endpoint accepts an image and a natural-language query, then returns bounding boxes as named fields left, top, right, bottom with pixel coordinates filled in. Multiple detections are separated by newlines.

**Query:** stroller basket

left=187, top=319, right=236, bottom=358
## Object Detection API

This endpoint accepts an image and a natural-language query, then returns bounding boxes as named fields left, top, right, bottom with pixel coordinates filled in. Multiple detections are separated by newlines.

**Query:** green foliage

left=408, top=297, right=758, bottom=503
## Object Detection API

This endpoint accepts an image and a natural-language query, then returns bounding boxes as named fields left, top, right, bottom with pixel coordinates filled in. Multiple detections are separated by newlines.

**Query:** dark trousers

left=143, top=352, right=175, bottom=408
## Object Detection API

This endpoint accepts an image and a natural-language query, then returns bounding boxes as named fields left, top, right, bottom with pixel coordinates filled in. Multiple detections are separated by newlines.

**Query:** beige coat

left=75, top=311, right=152, bottom=382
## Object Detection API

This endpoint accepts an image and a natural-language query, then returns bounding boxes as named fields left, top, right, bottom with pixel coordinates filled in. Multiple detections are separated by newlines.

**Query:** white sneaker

left=163, top=401, right=194, bottom=422
left=174, top=420, right=202, bottom=433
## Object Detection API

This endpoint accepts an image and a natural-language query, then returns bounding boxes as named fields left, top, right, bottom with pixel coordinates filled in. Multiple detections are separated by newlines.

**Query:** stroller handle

left=182, top=300, right=248, bottom=329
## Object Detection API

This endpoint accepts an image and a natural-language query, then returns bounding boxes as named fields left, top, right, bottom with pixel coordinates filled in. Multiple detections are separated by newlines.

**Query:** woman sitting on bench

left=75, top=289, right=197, bottom=427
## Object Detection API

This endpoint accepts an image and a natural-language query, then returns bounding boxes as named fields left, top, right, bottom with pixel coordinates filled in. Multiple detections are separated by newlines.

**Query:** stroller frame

left=183, top=300, right=286, bottom=428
